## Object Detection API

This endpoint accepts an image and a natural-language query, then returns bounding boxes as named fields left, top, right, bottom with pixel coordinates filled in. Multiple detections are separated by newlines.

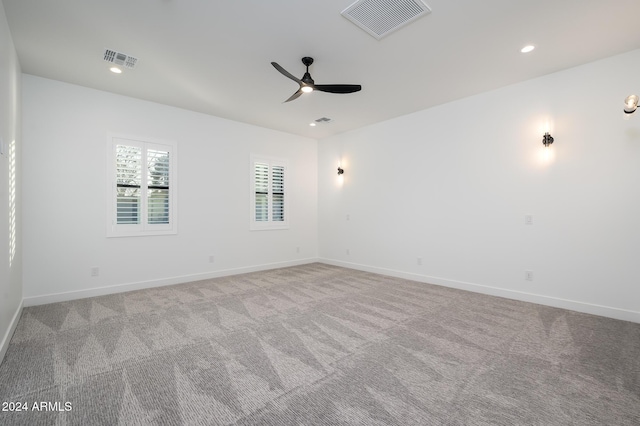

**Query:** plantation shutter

left=147, top=148, right=170, bottom=224
left=116, top=144, right=142, bottom=224
left=255, top=162, right=269, bottom=222
left=108, top=135, right=177, bottom=237
left=272, top=165, right=285, bottom=222
left=250, top=156, right=288, bottom=230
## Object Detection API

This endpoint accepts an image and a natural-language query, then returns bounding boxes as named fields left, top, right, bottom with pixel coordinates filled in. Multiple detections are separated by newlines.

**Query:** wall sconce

left=624, top=94, right=638, bottom=114
left=337, top=166, right=344, bottom=175
left=542, top=132, right=554, bottom=147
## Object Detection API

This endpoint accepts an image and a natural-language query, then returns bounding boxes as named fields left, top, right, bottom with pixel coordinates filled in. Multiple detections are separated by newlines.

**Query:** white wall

left=318, top=49, right=640, bottom=323
left=22, top=75, right=318, bottom=303
left=0, top=1, right=22, bottom=360
left=17, top=48, right=640, bottom=323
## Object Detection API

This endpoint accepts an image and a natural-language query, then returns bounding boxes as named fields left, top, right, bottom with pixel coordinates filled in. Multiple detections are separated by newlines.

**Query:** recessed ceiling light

left=520, top=45, right=535, bottom=53
left=110, top=66, right=122, bottom=74
left=309, top=123, right=317, bottom=127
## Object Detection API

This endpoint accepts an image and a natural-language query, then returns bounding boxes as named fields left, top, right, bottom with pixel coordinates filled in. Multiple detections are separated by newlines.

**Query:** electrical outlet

left=209, top=255, right=215, bottom=263
left=91, top=267, right=99, bottom=277
left=417, top=257, right=423, bottom=265
left=346, top=214, right=350, bottom=221
left=525, top=215, right=533, bottom=225
left=296, top=246, right=300, bottom=254
left=525, top=270, right=533, bottom=281
left=346, top=248, right=350, bottom=255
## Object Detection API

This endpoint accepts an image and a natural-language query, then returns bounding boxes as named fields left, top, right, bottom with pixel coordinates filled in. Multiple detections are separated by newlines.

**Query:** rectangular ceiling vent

left=103, top=49, right=138, bottom=69
left=341, top=0, right=431, bottom=40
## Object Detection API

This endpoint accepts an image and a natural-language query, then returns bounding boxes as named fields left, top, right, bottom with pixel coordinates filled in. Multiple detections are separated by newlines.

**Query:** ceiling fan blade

left=271, top=62, right=303, bottom=84
left=284, top=88, right=303, bottom=103
left=314, top=84, right=362, bottom=94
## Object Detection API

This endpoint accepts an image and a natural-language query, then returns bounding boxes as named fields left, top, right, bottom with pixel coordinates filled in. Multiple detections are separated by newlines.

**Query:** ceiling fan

left=271, top=57, right=362, bottom=102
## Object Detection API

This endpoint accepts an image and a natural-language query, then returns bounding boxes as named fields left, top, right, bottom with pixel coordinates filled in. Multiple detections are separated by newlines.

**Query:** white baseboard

left=1, top=299, right=23, bottom=364
left=23, top=258, right=319, bottom=307
left=21, top=256, right=640, bottom=324
left=319, top=258, right=640, bottom=324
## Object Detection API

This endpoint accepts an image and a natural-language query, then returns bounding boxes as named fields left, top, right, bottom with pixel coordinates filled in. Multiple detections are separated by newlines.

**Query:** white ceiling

left=4, top=0, right=640, bottom=139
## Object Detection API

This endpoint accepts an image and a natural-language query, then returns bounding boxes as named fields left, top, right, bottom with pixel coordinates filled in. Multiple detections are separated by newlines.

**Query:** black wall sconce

left=337, top=166, right=344, bottom=175
left=542, top=132, right=554, bottom=147
left=624, top=94, right=638, bottom=115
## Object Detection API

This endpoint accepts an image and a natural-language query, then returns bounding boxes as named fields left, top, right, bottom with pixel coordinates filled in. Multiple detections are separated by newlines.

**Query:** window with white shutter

left=107, top=135, right=177, bottom=237
left=250, top=156, right=289, bottom=230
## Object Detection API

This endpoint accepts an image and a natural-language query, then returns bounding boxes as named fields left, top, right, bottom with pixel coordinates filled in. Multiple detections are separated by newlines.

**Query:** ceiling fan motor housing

left=302, top=72, right=314, bottom=85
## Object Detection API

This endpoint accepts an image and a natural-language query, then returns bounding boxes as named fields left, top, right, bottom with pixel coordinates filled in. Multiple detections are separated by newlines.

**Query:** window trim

left=250, top=154, right=289, bottom=231
left=106, top=133, right=178, bottom=237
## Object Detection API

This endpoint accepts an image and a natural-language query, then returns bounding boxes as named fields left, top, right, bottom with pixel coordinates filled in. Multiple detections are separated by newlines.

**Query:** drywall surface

left=0, top=1, right=23, bottom=360
left=22, top=75, right=318, bottom=302
left=319, top=49, right=640, bottom=322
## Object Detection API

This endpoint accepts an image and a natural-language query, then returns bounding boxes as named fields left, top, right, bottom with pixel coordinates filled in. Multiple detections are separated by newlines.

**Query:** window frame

left=250, top=155, right=289, bottom=231
left=106, top=134, right=178, bottom=237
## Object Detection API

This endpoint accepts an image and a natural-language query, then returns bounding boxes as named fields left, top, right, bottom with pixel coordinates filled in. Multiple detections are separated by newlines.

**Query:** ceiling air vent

left=341, top=0, right=431, bottom=40
left=103, top=49, right=138, bottom=69
left=315, top=117, right=333, bottom=124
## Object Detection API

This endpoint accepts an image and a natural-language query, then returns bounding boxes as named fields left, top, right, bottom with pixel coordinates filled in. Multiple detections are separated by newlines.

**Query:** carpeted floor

left=1, top=263, right=639, bottom=425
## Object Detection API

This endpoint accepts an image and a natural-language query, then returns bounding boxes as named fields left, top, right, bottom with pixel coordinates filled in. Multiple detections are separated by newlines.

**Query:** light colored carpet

left=1, top=263, right=639, bottom=425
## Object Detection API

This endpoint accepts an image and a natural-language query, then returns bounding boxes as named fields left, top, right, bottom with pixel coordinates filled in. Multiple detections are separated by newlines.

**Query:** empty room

left=1, top=0, right=639, bottom=424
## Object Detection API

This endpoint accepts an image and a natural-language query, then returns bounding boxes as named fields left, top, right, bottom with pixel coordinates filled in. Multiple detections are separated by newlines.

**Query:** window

left=107, top=135, right=177, bottom=237
left=250, top=155, right=289, bottom=230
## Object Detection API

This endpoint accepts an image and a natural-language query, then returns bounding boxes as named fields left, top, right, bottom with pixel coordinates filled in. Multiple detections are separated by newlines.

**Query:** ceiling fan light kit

left=271, top=57, right=362, bottom=102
